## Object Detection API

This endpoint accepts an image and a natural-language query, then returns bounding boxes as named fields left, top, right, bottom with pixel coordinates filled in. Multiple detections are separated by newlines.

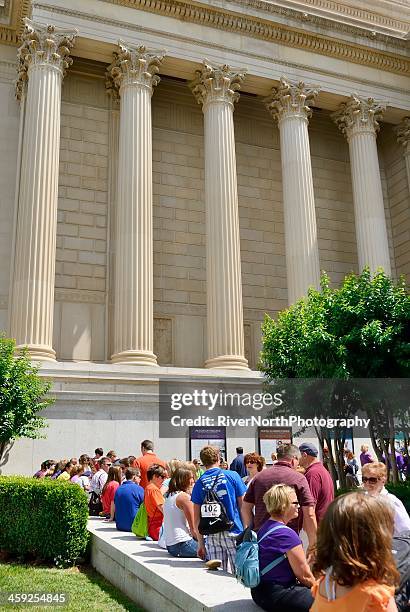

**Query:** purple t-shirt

left=258, top=519, right=301, bottom=586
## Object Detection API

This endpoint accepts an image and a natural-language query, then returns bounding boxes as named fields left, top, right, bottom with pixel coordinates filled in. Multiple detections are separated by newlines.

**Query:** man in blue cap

left=298, top=442, right=334, bottom=524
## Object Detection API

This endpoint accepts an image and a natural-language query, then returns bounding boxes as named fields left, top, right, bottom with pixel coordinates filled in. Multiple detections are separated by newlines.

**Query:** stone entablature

left=29, top=0, right=410, bottom=78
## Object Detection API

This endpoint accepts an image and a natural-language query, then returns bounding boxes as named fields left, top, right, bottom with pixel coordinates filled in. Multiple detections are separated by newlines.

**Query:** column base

left=204, top=355, right=249, bottom=370
left=111, top=350, right=158, bottom=366
left=16, top=344, right=56, bottom=362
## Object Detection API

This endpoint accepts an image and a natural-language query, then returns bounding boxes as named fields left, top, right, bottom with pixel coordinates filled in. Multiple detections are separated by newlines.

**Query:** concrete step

left=88, top=517, right=258, bottom=612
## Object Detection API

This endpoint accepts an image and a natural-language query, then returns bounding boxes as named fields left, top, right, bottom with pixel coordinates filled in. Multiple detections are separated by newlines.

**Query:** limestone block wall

left=0, top=49, right=19, bottom=332
left=310, top=111, right=358, bottom=286
left=379, top=125, right=410, bottom=281
left=54, top=72, right=109, bottom=361
left=152, top=79, right=206, bottom=368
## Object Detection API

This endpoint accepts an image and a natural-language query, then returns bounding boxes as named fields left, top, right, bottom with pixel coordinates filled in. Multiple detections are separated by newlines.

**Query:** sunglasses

left=362, top=476, right=380, bottom=484
left=246, top=461, right=257, bottom=465
left=291, top=501, right=300, bottom=507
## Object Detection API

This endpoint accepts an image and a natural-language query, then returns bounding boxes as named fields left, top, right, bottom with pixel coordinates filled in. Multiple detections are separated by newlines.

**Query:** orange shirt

left=144, top=482, right=164, bottom=518
left=134, top=453, right=166, bottom=489
left=311, top=579, right=395, bottom=612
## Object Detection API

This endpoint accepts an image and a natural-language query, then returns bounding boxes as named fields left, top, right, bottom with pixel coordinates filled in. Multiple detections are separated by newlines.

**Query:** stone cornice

left=0, top=0, right=30, bottom=45
left=224, top=0, right=409, bottom=41
left=89, top=0, right=410, bottom=76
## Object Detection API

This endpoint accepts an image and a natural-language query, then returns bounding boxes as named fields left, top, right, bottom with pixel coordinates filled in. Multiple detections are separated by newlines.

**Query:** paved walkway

left=88, top=518, right=258, bottom=612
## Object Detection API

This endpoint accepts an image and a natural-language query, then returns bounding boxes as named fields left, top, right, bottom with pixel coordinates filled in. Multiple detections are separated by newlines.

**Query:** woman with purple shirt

left=359, top=444, right=374, bottom=466
left=251, top=484, right=314, bottom=612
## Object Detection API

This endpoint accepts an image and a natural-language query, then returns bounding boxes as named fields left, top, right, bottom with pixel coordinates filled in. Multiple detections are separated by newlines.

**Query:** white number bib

left=201, top=502, right=221, bottom=518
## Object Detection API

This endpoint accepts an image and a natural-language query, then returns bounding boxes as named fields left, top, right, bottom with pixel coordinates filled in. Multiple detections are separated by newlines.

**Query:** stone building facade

left=0, top=0, right=409, bottom=472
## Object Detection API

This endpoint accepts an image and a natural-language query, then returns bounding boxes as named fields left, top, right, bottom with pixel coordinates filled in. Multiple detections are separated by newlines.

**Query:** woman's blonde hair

left=166, top=459, right=182, bottom=478
left=313, top=492, right=399, bottom=587
left=362, top=462, right=387, bottom=479
left=263, top=484, right=295, bottom=516
left=360, top=444, right=368, bottom=452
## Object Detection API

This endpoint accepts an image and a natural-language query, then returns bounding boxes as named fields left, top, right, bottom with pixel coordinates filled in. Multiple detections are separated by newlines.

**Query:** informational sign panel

left=189, top=426, right=227, bottom=461
left=258, top=427, right=293, bottom=464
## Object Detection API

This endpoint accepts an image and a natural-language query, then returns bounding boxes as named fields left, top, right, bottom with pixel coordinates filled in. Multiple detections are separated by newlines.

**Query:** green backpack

left=131, top=502, right=148, bottom=538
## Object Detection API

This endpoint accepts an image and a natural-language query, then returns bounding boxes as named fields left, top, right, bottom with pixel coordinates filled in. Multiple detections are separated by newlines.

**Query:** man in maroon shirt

left=298, top=442, right=334, bottom=523
left=242, top=443, right=317, bottom=552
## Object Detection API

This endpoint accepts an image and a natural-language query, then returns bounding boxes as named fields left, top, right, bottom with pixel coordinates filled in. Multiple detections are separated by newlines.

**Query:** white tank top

left=163, top=492, right=192, bottom=546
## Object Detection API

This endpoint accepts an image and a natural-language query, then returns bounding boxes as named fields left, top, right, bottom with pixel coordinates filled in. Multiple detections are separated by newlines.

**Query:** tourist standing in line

left=362, top=462, right=410, bottom=535
left=242, top=444, right=317, bottom=555
left=243, top=452, right=264, bottom=486
left=113, top=468, right=144, bottom=531
left=144, top=464, right=166, bottom=541
left=298, top=442, right=334, bottom=524
left=311, top=493, right=399, bottom=611
left=359, top=444, right=374, bottom=466
left=93, top=448, right=104, bottom=471
left=191, top=446, right=246, bottom=573
left=163, top=467, right=198, bottom=558
left=90, top=457, right=111, bottom=495
left=229, top=446, right=247, bottom=478
left=134, top=440, right=166, bottom=489
left=251, top=484, right=314, bottom=612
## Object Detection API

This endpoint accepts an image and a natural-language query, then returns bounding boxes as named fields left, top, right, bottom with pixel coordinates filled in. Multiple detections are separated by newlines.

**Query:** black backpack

left=198, top=471, right=234, bottom=535
left=393, top=531, right=410, bottom=612
left=88, top=491, right=103, bottom=516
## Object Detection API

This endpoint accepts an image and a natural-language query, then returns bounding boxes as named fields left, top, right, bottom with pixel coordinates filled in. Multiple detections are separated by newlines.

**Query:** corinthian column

left=106, top=42, right=165, bottom=365
left=333, top=95, right=391, bottom=275
left=191, top=62, right=248, bottom=369
left=396, top=117, right=410, bottom=193
left=265, top=78, right=320, bottom=305
left=10, top=19, right=76, bottom=360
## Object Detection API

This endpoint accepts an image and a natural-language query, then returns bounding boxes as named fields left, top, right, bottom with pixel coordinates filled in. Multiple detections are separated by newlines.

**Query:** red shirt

left=304, top=461, right=334, bottom=523
left=101, top=480, right=120, bottom=514
left=134, top=453, right=166, bottom=489
left=244, top=461, right=314, bottom=531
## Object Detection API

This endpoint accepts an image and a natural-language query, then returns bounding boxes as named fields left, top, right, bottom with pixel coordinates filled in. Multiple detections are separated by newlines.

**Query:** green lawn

left=0, top=562, right=144, bottom=611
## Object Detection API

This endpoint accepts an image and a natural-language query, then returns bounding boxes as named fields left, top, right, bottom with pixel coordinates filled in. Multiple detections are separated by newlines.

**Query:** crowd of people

left=33, top=440, right=410, bottom=612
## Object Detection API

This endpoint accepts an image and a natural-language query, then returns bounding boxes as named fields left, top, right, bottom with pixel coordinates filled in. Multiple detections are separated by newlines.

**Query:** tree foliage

left=259, top=269, right=410, bottom=484
left=0, top=337, right=53, bottom=463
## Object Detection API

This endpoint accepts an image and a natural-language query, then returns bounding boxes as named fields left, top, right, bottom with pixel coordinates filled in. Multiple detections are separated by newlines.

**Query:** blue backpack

left=235, top=524, right=288, bottom=588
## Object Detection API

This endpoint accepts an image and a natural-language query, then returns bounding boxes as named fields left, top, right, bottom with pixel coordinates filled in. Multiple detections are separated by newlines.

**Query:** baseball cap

left=299, top=442, right=318, bottom=457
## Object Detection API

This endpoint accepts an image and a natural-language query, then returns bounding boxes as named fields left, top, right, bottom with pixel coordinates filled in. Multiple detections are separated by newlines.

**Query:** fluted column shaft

left=266, top=79, right=320, bottom=304
left=107, top=43, right=164, bottom=365
left=396, top=117, right=410, bottom=194
left=10, top=20, right=76, bottom=360
left=333, top=96, right=391, bottom=275
left=191, top=63, right=248, bottom=369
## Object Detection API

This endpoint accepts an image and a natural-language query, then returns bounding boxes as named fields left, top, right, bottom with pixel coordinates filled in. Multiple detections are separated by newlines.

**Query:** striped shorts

left=205, top=531, right=237, bottom=574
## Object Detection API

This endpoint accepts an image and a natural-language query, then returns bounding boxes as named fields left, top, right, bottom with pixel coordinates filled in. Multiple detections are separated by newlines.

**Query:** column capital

left=16, top=18, right=77, bottom=101
left=332, top=95, right=386, bottom=140
left=190, top=61, right=246, bottom=110
left=264, top=77, right=319, bottom=124
left=105, top=41, right=165, bottom=98
left=396, top=117, right=410, bottom=154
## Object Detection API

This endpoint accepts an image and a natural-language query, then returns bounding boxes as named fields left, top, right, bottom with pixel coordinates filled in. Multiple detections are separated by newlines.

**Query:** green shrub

left=0, top=477, right=89, bottom=565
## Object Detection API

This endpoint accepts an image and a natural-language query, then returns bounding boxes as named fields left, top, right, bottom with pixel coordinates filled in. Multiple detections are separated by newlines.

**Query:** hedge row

left=0, top=476, right=89, bottom=565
